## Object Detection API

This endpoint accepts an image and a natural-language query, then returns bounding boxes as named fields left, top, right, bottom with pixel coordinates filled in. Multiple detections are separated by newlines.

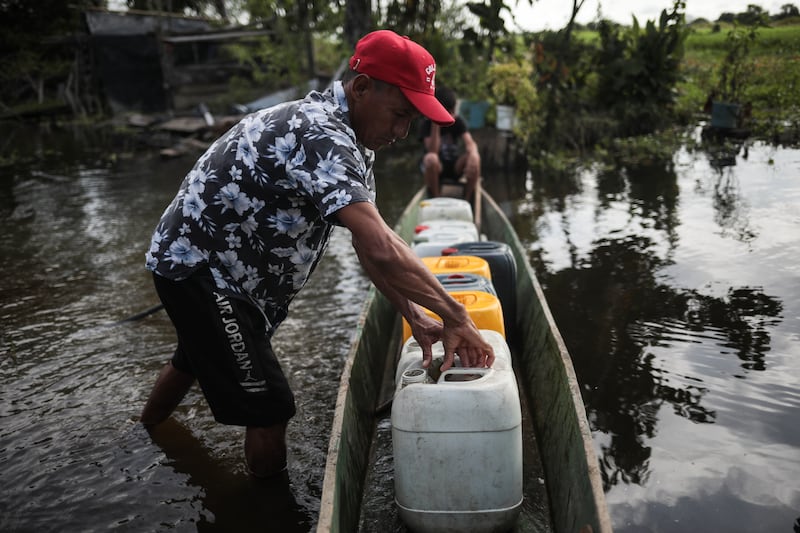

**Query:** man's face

left=350, top=77, right=420, bottom=151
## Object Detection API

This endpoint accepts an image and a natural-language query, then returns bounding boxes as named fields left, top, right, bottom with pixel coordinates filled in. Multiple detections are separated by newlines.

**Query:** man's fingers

left=440, top=350, right=455, bottom=371
left=455, top=345, right=494, bottom=368
left=421, top=342, right=433, bottom=368
left=462, top=347, right=481, bottom=368
left=485, top=346, right=495, bottom=367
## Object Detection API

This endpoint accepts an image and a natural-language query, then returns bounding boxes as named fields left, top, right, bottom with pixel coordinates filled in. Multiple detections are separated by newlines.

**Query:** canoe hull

left=317, top=188, right=611, bottom=533
left=480, top=192, right=611, bottom=533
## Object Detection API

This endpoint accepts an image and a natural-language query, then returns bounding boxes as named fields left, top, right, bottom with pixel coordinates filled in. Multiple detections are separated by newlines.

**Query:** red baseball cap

left=349, top=30, right=455, bottom=127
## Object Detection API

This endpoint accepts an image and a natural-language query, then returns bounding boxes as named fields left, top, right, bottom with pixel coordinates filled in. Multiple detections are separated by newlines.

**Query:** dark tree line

left=717, top=3, right=799, bottom=24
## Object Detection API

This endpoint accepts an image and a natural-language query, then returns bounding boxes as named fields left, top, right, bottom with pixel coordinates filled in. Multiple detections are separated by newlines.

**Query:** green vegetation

left=0, top=0, right=96, bottom=115
left=486, top=61, right=539, bottom=143
left=679, top=22, right=800, bottom=141
left=1, top=0, right=798, bottom=164
left=496, top=0, right=693, bottom=169
left=471, top=1, right=800, bottom=172
left=595, top=4, right=689, bottom=136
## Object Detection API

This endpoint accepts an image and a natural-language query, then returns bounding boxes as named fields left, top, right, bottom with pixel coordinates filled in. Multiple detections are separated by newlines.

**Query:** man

left=140, top=30, right=495, bottom=479
left=420, top=85, right=481, bottom=201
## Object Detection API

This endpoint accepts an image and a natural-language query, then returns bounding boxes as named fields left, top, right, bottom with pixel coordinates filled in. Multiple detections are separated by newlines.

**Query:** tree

left=465, top=0, right=511, bottom=60
left=381, top=0, right=445, bottom=37
left=344, top=0, right=371, bottom=49
left=713, top=23, right=759, bottom=104
left=736, top=4, right=769, bottom=25
left=0, top=0, right=98, bottom=109
left=224, top=0, right=342, bottom=92
left=777, top=3, right=800, bottom=18
left=594, top=1, right=689, bottom=136
left=529, top=0, right=596, bottom=151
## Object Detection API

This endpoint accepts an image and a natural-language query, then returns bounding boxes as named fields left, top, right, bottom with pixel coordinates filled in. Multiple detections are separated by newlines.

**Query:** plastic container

left=402, top=290, right=505, bottom=343
left=417, top=198, right=474, bottom=223
left=410, top=220, right=480, bottom=258
left=394, top=330, right=513, bottom=388
left=710, top=101, right=741, bottom=129
left=413, top=220, right=479, bottom=244
left=412, top=241, right=463, bottom=258
left=459, top=99, right=490, bottom=130
left=400, top=368, right=432, bottom=386
left=435, top=273, right=496, bottom=296
left=392, top=331, right=522, bottom=533
left=495, top=104, right=516, bottom=132
left=445, top=241, right=517, bottom=336
left=421, top=255, right=492, bottom=281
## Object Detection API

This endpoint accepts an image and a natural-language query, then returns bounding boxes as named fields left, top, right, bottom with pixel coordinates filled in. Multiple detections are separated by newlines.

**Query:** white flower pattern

left=146, top=82, right=375, bottom=333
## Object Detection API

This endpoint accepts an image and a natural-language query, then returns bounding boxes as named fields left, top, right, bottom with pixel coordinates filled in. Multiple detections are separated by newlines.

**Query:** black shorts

left=440, top=158, right=459, bottom=181
left=153, top=267, right=296, bottom=427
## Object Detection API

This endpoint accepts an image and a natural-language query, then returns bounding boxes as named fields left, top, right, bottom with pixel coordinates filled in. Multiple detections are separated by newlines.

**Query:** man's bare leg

left=422, top=152, right=442, bottom=197
left=463, top=173, right=481, bottom=204
left=245, top=423, right=289, bottom=478
left=458, top=152, right=481, bottom=203
left=140, top=361, right=195, bottom=426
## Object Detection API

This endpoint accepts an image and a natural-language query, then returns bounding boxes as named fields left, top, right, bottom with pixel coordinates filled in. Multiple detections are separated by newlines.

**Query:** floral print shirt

left=145, top=82, right=376, bottom=334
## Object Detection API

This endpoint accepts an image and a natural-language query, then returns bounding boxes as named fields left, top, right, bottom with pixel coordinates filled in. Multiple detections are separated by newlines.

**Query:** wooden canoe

left=317, top=187, right=612, bottom=533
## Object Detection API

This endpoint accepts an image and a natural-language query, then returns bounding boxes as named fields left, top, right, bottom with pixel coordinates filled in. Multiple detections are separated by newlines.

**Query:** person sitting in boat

left=419, top=85, right=481, bottom=201
left=139, top=29, right=495, bottom=481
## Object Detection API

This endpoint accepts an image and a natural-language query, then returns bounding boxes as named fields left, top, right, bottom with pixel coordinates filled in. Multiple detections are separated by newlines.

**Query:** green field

left=679, top=22, right=800, bottom=137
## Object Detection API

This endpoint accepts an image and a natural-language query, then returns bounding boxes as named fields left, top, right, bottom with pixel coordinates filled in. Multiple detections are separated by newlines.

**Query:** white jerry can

left=413, top=219, right=480, bottom=245
left=417, top=197, right=474, bottom=223
left=392, top=331, right=523, bottom=533
left=411, top=219, right=480, bottom=258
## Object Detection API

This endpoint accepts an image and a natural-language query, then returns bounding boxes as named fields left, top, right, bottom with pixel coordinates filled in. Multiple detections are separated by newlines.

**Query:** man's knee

left=422, top=152, right=442, bottom=173
left=471, top=152, right=481, bottom=169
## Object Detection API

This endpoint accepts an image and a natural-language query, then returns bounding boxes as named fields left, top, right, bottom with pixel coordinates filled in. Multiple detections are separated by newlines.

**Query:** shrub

left=487, top=61, right=539, bottom=142
left=593, top=1, right=690, bottom=135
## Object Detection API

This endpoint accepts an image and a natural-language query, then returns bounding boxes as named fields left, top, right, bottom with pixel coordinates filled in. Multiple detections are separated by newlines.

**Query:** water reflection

left=622, top=159, right=680, bottom=237
left=696, top=136, right=761, bottom=244
left=514, top=139, right=799, bottom=531
left=538, top=233, right=718, bottom=489
left=145, top=419, right=312, bottom=532
left=712, top=169, right=758, bottom=243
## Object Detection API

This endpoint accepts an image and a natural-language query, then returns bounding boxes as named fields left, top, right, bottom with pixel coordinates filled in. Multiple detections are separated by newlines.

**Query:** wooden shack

left=83, top=8, right=270, bottom=114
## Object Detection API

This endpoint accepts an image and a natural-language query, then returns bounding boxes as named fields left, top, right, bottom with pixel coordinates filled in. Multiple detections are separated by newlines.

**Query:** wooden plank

left=157, top=116, right=208, bottom=133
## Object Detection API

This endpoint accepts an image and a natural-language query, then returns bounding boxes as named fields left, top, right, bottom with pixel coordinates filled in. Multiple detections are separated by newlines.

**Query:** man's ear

left=351, top=74, right=371, bottom=99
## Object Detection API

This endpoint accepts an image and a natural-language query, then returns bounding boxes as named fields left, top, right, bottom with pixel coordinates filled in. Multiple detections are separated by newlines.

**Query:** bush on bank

left=474, top=2, right=800, bottom=172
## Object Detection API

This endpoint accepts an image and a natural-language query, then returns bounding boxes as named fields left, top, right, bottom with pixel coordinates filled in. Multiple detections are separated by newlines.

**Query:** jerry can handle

left=438, top=367, right=492, bottom=383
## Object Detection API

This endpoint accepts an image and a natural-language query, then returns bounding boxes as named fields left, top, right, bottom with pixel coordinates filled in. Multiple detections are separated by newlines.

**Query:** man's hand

left=336, top=202, right=495, bottom=371
left=408, top=309, right=495, bottom=371
left=439, top=318, right=495, bottom=371
left=407, top=313, right=444, bottom=369
left=464, top=153, right=480, bottom=178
